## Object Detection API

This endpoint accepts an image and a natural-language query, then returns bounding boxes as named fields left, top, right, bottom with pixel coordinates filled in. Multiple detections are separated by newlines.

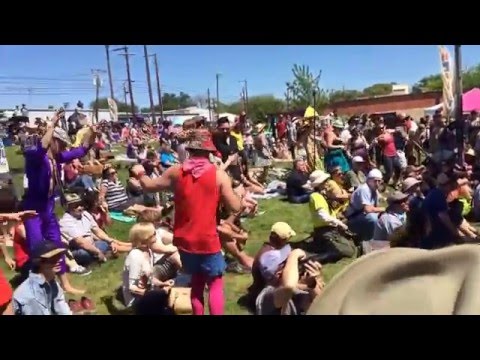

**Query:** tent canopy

left=424, top=88, right=480, bottom=116
left=463, top=88, right=480, bottom=112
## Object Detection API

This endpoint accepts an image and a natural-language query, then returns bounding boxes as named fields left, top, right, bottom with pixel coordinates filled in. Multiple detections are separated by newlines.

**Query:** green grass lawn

left=3, top=145, right=352, bottom=314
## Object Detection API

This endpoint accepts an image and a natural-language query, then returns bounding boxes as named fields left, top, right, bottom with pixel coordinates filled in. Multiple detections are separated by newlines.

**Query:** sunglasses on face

left=109, top=171, right=117, bottom=176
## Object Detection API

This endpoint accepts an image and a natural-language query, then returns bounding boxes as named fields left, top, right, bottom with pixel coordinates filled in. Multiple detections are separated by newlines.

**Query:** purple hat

left=259, top=244, right=292, bottom=281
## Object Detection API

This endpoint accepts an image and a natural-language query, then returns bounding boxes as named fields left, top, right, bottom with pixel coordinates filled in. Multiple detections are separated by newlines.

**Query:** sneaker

left=70, top=266, right=92, bottom=276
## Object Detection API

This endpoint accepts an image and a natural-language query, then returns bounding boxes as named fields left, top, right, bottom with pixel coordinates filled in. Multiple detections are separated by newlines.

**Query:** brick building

left=324, top=91, right=442, bottom=119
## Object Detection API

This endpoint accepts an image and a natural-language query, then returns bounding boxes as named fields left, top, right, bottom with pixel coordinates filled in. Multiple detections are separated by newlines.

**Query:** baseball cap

left=52, top=127, right=71, bottom=146
left=259, top=244, right=292, bottom=281
left=352, top=156, right=365, bottom=163
left=271, top=222, right=296, bottom=239
left=367, top=169, right=383, bottom=180
left=31, top=241, right=67, bottom=261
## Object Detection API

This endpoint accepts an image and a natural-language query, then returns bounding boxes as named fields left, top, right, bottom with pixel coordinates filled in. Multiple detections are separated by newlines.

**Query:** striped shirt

left=101, top=179, right=129, bottom=210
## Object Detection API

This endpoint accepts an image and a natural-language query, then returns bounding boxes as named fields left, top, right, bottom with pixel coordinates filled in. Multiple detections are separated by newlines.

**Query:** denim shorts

left=179, top=251, right=226, bottom=277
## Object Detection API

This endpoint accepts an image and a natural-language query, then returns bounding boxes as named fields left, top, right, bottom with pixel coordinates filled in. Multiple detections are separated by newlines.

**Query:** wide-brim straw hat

left=308, top=245, right=480, bottom=315
left=255, top=123, right=267, bottom=133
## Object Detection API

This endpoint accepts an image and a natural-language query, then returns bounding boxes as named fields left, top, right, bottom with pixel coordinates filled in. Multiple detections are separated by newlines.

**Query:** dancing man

left=23, top=110, right=96, bottom=294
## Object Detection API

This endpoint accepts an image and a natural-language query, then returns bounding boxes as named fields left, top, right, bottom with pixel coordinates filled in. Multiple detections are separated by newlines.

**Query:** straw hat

left=307, top=245, right=480, bottom=315
left=255, top=123, right=267, bottom=133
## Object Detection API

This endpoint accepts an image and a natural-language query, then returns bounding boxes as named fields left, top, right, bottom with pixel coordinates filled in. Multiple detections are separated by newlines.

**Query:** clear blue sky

left=0, top=45, right=479, bottom=109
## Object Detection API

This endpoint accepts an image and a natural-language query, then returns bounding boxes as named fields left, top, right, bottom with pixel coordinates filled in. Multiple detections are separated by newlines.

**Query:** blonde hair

left=137, top=209, right=162, bottom=224
left=129, top=222, right=156, bottom=248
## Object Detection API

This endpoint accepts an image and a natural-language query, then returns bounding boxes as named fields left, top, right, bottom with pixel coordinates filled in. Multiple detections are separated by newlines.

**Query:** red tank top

left=173, top=164, right=221, bottom=254
left=13, top=224, right=29, bottom=269
left=0, top=268, right=12, bottom=306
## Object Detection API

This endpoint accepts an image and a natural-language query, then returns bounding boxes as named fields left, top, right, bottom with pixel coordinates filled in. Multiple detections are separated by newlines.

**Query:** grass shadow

left=101, top=288, right=133, bottom=315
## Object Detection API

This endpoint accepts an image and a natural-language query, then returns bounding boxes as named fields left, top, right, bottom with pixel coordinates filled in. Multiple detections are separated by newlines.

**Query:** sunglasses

left=109, top=171, right=117, bottom=175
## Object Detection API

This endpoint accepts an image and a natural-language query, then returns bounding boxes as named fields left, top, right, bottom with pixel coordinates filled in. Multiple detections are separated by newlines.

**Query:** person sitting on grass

left=59, top=193, right=131, bottom=267
left=99, top=166, right=162, bottom=215
left=83, top=191, right=113, bottom=231
left=122, top=222, right=176, bottom=310
left=136, top=210, right=182, bottom=281
left=13, top=241, right=72, bottom=315
left=255, top=238, right=325, bottom=315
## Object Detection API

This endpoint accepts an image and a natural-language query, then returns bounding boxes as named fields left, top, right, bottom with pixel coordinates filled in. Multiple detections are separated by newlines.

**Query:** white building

left=391, top=84, right=410, bottom=96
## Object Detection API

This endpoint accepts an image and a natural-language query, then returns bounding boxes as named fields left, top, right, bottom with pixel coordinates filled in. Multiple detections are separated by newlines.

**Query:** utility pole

left=143, top=45, right=156, bottom=124
left=105, top=45, right=115, bottom=100
left=207, top=88, right=212, bottom=122
left=240, top=88, right=246, bottom=111
left=454, top=45, right=464, bottom=166
left=123, top=81, right=128, bottom=107
left=216, top=73, right=221, bottom=118
left=91, top=69, right=105, bottom=124
left=286, top=82, right=291, bottom=111
left=240, top=79, right=249, bottom=115
left=149, top=53, right=164, bottom=122
left=113, top=46, right=136, bottom=119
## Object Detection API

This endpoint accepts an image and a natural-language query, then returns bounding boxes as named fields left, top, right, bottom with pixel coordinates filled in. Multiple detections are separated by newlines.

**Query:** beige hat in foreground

left=307, top=245, right=480, bottom=315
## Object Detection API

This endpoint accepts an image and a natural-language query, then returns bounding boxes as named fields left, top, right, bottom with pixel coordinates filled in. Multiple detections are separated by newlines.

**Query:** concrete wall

left=324, top=91, right=442, bottom=117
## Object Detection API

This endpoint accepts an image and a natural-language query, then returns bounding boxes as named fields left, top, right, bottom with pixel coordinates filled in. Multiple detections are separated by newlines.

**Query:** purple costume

left=23, top=140, right=88, bottom=274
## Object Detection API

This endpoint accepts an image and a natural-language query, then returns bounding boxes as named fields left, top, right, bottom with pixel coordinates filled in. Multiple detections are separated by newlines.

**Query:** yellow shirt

left=309, top=192, right=333, bottom=229
left=324, top=179, right=349, bottom=215
left=230, top=131, right=244, bottom=151
left=73, top=126, right=90, bottom=147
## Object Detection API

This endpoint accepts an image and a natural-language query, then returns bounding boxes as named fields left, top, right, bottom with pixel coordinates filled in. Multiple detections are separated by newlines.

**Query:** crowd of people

left=2, top=106, right=480, bottom=315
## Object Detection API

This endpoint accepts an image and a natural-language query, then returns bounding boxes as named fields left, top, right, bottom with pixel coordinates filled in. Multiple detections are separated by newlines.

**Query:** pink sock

left=207, top=276, right=224, bottom=315
left=190, top=273, right=207, bottom=315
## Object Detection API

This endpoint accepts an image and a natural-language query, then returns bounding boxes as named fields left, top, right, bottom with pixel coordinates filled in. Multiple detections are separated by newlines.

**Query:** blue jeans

left=347, top=212, right=379, bottom=242
left=71, top=240, right=111, bottom=267
left=179, top=251, right=226, bottom=277
left=383, top=155, right=401, bottom=184
left=68, top=175, right=96, bottom=190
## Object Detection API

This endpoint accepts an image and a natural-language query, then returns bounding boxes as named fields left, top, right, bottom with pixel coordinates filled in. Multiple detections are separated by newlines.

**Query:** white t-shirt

left=59, top=211, right=98, bottom=245
left=122, top=248, right=153, bottom=307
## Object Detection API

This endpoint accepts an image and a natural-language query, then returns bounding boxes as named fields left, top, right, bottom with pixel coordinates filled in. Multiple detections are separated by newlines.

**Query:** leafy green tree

left=222, top=95, right=285, bottom=122
left=362, top=83, right=394, bottom=97
left=288, top=64, right=329, bottom=110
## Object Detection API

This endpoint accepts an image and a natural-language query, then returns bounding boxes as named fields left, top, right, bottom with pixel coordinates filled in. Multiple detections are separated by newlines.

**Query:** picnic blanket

left=110, top=211, right=136, bottom=223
